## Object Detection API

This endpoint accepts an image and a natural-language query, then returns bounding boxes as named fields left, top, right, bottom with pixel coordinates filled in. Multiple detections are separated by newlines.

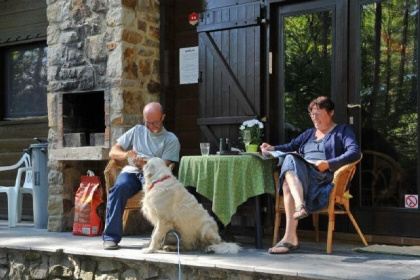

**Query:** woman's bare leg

left=285, top=171, right=308, bottom=219
left=268, top=171, right=305, bottom=253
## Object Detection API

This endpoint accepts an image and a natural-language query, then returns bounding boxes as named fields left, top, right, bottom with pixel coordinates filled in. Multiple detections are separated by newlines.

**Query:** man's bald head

left=143, top=102, right=164, bottom=116
left=143, top=102, right=165, bottom=133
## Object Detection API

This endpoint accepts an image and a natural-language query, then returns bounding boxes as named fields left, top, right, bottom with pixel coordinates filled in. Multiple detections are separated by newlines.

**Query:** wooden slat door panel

left=197, top=2, right=262, bottom=149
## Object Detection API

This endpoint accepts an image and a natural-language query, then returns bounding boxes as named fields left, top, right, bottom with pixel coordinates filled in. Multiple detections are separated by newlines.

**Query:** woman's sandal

left=293, top=204, right=308, bottom=220
left=268, top=242, right=300, bottom=254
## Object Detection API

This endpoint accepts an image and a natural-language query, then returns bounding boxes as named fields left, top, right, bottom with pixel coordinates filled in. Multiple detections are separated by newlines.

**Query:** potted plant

left=239, top=119, right=264, bottom=152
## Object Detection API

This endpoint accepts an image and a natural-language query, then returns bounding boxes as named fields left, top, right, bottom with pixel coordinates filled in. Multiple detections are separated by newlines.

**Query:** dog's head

left=143, top=157, right=172, bottom=184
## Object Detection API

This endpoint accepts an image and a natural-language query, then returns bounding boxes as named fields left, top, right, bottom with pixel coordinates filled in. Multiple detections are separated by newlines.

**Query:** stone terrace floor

left=1, top=221, right=420, bottom=280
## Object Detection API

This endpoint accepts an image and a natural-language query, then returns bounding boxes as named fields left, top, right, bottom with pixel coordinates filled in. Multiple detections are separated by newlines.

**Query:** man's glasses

left=144, top=120, right=162, bottom=126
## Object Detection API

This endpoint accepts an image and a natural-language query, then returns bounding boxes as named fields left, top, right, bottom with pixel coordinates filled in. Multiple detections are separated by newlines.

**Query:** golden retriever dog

left=140, top=157, right=241, bottom=254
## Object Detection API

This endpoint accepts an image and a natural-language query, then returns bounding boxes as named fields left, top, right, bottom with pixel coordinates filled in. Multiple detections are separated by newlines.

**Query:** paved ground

left=1, top=221, right=420, bottom=280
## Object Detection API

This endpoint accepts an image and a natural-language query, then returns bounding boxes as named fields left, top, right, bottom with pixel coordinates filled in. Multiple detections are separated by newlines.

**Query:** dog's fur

left=140, top=157, right=241, bottom=254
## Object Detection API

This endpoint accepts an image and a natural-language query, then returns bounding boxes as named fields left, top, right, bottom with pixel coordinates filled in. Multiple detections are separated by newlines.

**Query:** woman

left=260, top=96, right=360, bottom=254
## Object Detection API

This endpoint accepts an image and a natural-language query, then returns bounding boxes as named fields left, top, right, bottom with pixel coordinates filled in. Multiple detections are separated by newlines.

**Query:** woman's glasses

left=308, top=112, right=323, bottom=118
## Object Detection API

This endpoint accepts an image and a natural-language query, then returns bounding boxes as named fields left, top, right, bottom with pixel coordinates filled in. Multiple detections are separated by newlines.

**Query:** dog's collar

left=148, top=175, right=171, bottom=191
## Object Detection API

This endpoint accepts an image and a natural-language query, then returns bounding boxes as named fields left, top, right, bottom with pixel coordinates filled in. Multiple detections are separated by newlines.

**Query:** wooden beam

left=197, top=116, right=257, bottom=125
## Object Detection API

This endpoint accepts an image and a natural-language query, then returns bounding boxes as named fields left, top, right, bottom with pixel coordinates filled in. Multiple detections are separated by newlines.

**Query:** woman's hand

left=260, top=142, right=274, bottom=156
left=314, top=160, right=329, bottom=172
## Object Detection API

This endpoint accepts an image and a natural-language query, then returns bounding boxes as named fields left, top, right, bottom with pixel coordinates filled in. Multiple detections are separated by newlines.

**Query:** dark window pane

left=359, top=1, right=418, bottom=207
left=5, top=43, right=48, bottom=118
left=283, top=11, right=333, bottom=135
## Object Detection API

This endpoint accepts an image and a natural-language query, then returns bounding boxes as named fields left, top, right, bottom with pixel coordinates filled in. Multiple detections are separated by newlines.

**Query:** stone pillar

left=46, top=0, right=161, bottom=231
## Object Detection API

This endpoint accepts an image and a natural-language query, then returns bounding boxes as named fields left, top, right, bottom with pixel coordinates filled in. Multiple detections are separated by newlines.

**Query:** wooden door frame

left=266, top=0, right=358, bottom=233
left=266, top=0, right=348, bottom=144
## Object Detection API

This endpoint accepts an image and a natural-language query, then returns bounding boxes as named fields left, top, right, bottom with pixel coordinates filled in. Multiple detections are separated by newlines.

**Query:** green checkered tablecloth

left=178, top=155, right=278, bottom=226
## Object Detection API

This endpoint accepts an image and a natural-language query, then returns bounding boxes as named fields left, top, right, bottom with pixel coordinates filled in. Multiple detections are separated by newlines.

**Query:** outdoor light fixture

left=189, top=12, right=198, bottom=26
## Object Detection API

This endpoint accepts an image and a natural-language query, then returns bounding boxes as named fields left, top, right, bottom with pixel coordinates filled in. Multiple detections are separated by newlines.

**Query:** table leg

left=254, top=195, right=263, bottom=249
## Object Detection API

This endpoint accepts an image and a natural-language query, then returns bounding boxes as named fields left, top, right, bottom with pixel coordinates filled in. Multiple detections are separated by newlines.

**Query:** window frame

left=1, top=41, right=48, bottom=120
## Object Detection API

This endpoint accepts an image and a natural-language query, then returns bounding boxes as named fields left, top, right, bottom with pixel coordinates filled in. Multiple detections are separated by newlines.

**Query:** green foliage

left=360, top=0, right=418, bottom=195
left=283, top=11, right=332, bottom=130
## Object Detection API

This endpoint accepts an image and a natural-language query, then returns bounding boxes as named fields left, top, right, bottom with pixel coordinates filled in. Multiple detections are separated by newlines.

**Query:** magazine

left=240, top=150, right=316, bottom=167
left=265, top=150, right=316, bottom=166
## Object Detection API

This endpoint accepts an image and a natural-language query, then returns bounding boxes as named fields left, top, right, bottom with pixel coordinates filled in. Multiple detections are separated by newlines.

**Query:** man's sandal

left=268, top=242, right=300, bottom=254
left=293, top=204, right=308, bottom=220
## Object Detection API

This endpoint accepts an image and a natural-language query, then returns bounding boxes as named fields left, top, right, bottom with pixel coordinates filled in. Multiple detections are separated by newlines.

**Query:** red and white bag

left=73, top=171, right=105, bottom=236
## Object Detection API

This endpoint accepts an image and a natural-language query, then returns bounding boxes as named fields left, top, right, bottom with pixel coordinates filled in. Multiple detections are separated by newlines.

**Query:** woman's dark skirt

left=278, top=154, right=334, bottom=213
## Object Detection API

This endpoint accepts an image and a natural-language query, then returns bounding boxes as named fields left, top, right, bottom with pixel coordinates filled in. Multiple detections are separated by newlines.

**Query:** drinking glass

left=243, top=130, right=252, bottom=151
left=200, top=143, right=210, bottom=156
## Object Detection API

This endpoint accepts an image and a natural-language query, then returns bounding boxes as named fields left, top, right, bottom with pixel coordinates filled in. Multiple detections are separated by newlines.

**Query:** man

left=102, top=102, right=180, bottom=250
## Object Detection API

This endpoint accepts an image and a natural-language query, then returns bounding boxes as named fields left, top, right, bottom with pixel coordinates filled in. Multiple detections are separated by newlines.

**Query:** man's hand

left=126, top=150, right=137, bottom=160
left=132, top=156, right=147, bottom=169
left=110, top=144, right=137, bottom=162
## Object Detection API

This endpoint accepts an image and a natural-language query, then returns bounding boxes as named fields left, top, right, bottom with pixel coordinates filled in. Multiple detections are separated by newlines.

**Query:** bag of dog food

left=73, top=170, right=105, bottom=236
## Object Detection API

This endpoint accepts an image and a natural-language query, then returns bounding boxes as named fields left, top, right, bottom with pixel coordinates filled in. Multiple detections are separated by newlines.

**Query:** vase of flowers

left=239, top=119, right=264, bottom=152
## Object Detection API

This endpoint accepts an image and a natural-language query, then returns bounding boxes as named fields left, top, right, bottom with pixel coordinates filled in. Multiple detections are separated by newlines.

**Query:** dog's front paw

left=205, top=246, right=216, bottom=254
left=141, top=247, right=157, bottom=254
left=163, top=245, right=178, bottom=252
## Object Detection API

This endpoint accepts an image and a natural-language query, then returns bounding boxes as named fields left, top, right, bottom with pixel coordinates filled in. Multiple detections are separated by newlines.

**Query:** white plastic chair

left=0, top=152, right=33, bottom=227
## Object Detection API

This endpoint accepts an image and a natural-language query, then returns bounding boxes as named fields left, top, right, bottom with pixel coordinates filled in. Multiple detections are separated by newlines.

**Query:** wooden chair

left=104, top=158, right=174, bottom=229
left=272, top=155, right=368, bottom=254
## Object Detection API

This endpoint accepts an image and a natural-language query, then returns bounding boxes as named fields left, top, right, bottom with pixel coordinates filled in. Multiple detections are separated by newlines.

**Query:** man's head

left=143, top=102, right=165, bottom=134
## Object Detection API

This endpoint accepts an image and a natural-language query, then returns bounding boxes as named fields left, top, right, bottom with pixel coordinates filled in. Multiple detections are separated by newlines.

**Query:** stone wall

left=46, top=0, right=161, bottom=231
left=0, top=248, right=281, bottom=280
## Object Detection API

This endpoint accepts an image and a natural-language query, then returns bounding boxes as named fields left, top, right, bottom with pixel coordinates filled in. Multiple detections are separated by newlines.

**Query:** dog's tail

left=205, top=242, right=242, bottom=254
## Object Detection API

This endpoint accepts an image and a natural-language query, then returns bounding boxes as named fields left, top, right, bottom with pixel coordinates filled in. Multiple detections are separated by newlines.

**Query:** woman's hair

left=308, top=96, right=335, bottom=112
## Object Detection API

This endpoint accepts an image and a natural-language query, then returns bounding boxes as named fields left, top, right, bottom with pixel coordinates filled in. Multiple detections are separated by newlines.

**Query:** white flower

left=239, top=119, right=264, bottom=144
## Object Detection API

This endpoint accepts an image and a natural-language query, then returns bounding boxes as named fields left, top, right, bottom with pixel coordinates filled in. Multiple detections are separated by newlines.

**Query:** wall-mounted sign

left=179, top=46, right=198, bottom=84
left=405, top=194, right=418, bottom=209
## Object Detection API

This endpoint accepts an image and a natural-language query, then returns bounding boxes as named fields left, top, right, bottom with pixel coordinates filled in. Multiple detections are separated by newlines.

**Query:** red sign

left=405, top=195, right=418, bottom=208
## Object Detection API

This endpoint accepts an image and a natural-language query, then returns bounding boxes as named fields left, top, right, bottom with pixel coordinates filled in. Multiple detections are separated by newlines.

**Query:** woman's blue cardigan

left=273, top=124, right=361, bottom=171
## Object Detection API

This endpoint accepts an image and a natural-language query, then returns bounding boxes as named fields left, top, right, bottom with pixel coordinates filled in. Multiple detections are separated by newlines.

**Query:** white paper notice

left=179, top=47, right=199, bottom=84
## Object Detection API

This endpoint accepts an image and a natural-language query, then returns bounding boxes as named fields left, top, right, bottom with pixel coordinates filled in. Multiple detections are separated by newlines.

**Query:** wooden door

left=270, top=0, right=350, bottom=233
left=270, top=0, right=348, bottom=144
left=197, top=2, right=263, bottom=152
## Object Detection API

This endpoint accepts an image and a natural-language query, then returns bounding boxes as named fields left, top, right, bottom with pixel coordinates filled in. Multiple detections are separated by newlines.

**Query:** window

left=359, top=1, right=418, bottom=208
left=2, top=42, right=48, bottom=119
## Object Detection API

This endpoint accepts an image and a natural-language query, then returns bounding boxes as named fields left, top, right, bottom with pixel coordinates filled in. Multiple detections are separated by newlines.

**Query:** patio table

left=178, top=154, right=278, bottom=248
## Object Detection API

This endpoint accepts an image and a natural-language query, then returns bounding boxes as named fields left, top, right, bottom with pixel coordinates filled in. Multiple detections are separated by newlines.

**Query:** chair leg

left=345, top=207, right=368, bottom=246
left=17, top=192, right=23, bottom=223
left=7, top=190, right=17, bottom=227
left=272, top=193, right=281, bottom=247
left=122, top=209, right=130, bottom=231
left=326, top=213, right=335, bottom=254
left=312, top=213, right=319, bottom=242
